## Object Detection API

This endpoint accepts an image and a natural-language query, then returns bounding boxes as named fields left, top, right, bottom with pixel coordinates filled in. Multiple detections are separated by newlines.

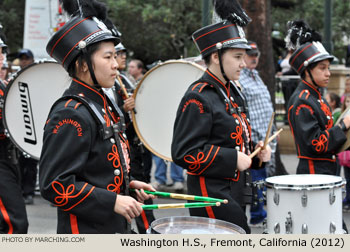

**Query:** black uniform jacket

left=288, top=79, right=346, bottom=174
left=172, top=70, right=260, bottom=206
left=40, top=78, right=130, bottom=234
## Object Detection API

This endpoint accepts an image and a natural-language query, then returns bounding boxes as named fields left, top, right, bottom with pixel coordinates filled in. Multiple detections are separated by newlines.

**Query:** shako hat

left=285, top=20, right=333, bottom=75
left=192, top=0, right=251, bottom=58
left=46, top=0, right=120, bottom=70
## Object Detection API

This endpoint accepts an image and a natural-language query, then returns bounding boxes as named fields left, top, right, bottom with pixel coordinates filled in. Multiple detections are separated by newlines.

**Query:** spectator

left=18, top=49, right=34, bottom=69
left=239, top=41, right=276, bottom=225
left=128, top=59, right=145, bottom=84
left=325, top=92, right=342, bottom=123
left=341, top=76, right=350, bottom=104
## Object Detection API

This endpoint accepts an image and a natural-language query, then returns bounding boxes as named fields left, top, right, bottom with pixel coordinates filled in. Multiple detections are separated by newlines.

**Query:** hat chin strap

left=306, top=68, right=319, bottom=88
left=217, top=49, right=230, bottom=84
left=82, top=47, right=101, bottom=89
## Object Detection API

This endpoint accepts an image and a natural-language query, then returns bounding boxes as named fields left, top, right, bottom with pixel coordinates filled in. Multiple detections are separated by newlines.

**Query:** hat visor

left=246, top=49, right=260, bottom=56
left=223, top=43, right=252, bottom=50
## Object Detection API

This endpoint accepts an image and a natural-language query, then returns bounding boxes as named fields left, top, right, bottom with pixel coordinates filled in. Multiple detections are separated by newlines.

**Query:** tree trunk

left=241, top=0, right=288, bottom=176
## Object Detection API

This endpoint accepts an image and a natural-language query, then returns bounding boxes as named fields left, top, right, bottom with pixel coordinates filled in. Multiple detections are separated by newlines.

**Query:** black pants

left=0, top=160, right=28, bottom=233
left=187, top=175, right=250, bottom=234
left=19, top=155, right=38, bottom=197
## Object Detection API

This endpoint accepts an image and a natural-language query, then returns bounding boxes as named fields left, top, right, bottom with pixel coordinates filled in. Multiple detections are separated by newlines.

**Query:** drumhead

left=132, top=60, right=205, bottom=161
left=265, top=174, right=344, bottom=190
left=149, top=216, right=245, bottom=234
left=3, top=61, right=71, bottom=160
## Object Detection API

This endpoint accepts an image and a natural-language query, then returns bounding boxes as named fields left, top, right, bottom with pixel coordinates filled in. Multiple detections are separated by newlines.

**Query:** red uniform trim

left=65, top=99, right=73, bottom=108
left=308, top=159, right=315, bottom=174
left=290, top=43, right=313, bottom=66
left=201, top=37, right=241, bottom=54
left=195, top=24, right=235, bottom=41
left=140, top=211, right=149, bottom=230
left=0, top=197, right=13, bottom=234
left=69, top=214, right=80, bottom=234
left=199, top=177, right=215, bottom=219
left=50, top=18, right=89, bottom=56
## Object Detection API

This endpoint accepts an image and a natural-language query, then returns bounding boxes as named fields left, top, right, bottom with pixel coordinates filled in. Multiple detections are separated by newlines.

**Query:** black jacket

left=288, top=80, right=347, bottom=174
left=39, top=78, right=130, bottom=233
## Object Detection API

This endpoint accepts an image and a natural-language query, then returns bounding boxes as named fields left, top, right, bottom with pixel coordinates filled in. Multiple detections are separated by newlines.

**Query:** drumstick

left=249, top=128, right=283, bottom=159
left=116, top=71, right=129, bottom=98
left=116, top=71, right=136, bottom=114
left=259, top=112, right=275, bottom=167
left=142, top=202, right=221, bottom=210
left=131, top=189, right=228, bottom=204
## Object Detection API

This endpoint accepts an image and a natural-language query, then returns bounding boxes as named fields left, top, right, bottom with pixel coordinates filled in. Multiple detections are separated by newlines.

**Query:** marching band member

left=39, top=0, right=154, bottom=234
left=286, top=20, right=350, bottom=175
left=171, top=0, right=271, bottom=234
left=0, top=25, right=28, bottom=234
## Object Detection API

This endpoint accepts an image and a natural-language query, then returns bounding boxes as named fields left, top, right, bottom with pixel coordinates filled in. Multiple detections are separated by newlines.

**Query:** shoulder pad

left=298, top=89, right=310, bottom=100
left=190, top=82, right=210, bottom=93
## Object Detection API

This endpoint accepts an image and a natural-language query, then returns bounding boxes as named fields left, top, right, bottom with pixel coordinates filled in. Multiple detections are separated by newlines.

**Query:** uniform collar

left=301, top=79, right=322, bottom=100
left=69, top=78, right=108, bottom=107
left=203, top=69, right=231, bottom=94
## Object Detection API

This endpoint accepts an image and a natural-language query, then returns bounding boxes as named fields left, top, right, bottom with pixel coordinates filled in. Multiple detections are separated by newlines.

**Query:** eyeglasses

left=116, top=51, right=127, bottom=57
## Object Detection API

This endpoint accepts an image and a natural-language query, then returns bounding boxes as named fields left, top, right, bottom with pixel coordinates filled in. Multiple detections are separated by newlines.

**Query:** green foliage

left=0, top=0, right=25, bottom=55
left=106, top=0, right=201, bottom=65
left=271, top=0, right=350, bottom=62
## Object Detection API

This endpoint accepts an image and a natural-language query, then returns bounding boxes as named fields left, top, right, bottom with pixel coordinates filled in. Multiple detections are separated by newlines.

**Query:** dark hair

left=131, top=59, right=144, bottom=70
left=328, top=92, right=341, bottom=109
left=67, top=42, right=102, bottom=77
left=203, top=48, right=231, bottom=66
left=300, top=61, right=321, bottom=79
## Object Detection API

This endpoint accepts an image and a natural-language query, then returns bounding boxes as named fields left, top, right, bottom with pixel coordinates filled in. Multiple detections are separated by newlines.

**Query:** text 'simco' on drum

left=3, top=61, right=71, bottom=160
left=265, top=174, right=345, bottom=234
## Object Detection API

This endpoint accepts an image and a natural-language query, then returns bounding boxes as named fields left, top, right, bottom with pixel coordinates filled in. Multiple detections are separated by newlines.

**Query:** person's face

left=0, top=67, right=6, bottom=80
left=92, top=41, right=118, bottom=88
left=222, top=48, right=246, bottom=81
left=244, top=53, right=259, bottom=70
left=128, top=61, right=139, bottom=78
left=307, top=59, right=331, bottom=88
left=19, top=55, right=34, bottom=69
left=116, top=50, right=127, bottom=70
left=345, top=96, right=350, bottom=109
left=345, top=79, right=350, bottom=93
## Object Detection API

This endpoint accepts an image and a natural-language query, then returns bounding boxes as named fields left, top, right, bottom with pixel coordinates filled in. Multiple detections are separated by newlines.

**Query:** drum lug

left=4, top=129, right=10, bottom=138
left=301, top=223, right=308, bottom=234
left=301, top=190, right=307, bottom=207
left=22, top=152, right=31, bottom=159
left=330, top=222, right=336, bottom=234
left=285, top=211, right=293, bottom=234
left=274, top=223, right=280, bottom=234
left=273, top=190, right=279, bottom=205
left=329, top=189, right=336, bottom=205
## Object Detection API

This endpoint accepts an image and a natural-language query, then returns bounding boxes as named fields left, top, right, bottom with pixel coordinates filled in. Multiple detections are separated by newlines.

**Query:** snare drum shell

left=266, top=174, right=344, bottom=234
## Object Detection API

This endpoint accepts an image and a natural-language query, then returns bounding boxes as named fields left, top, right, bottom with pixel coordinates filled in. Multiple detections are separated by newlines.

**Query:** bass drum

left=132, top=60, right=205, bottom=161
left=3, top=61, right=71, bottom=160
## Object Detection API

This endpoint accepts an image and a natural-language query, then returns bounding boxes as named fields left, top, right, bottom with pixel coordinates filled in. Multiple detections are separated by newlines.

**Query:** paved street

left=26, top=154, right=350, bottom=234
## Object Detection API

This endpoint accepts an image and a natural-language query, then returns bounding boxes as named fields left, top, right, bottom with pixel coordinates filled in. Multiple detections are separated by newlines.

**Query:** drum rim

left=265, top=174, right=345, bottom=190
left=2, top=61, right=63, bottom=160
left=131, top=59, right=205, bottom=161
left=150, top=216, right=246, bottom=234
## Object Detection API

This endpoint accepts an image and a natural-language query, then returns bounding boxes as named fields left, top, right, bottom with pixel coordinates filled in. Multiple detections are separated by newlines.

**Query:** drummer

left=286, top=20, right=350, bottom=175
left=0, top=25, right=29, bottom=233
left=39, top=0, right=155, bottom=234
left=171, top=0, right=271, bottom=234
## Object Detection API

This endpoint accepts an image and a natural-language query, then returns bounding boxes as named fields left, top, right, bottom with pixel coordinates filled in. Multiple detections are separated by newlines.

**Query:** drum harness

left=49, top=89, right=132, bottom=233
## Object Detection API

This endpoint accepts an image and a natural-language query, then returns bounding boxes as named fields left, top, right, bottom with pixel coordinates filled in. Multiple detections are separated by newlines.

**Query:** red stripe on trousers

left=0, top=197, right=13, bottom=234
left=199, top=177, right=215, bottom=219
left=308, top=159, right=315, bottom=174
left=140, top=211, right=149, bottom=230
left=70, top=214, right=80, bottom=234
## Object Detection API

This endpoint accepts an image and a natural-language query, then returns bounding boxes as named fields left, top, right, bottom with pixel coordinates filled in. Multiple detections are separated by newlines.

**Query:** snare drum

left=3, top=61, right=71, bottom=160
left=132, top=60, right=205, bottom=161
left=148, top=216, right=245, bottom=234
left=266, top=174, right=345, bottom=234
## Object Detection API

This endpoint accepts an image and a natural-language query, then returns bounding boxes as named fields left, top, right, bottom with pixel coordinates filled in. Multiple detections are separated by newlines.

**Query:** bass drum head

left=132, top=60, right=205, bottom=161
left=3, top=61, right=71, bottom=160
